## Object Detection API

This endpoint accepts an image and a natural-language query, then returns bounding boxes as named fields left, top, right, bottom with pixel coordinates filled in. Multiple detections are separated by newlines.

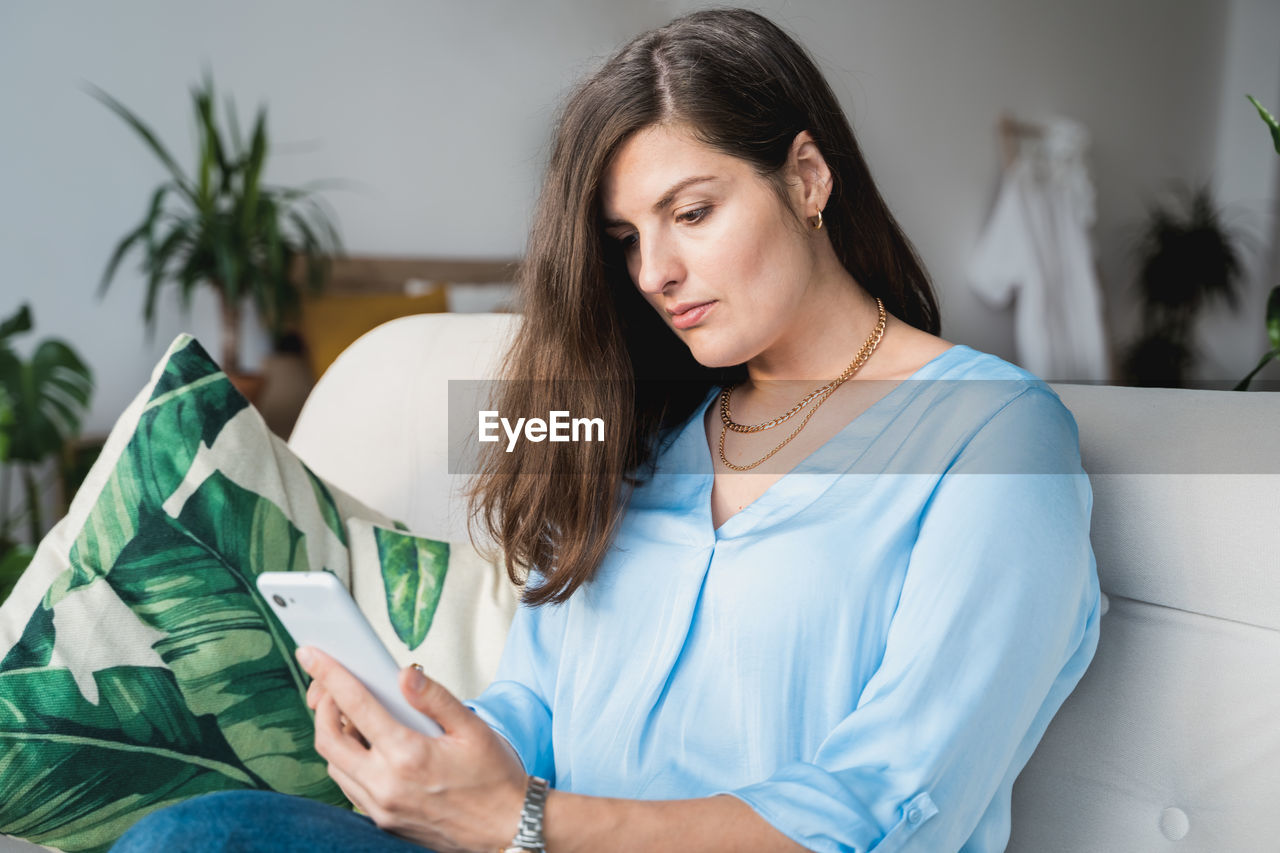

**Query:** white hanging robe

left=967, top=116, right=1111, bottom=382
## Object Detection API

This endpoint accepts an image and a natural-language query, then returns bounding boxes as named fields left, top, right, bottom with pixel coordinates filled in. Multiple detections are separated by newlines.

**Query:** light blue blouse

left=464, top=344, right=1102, bottom=853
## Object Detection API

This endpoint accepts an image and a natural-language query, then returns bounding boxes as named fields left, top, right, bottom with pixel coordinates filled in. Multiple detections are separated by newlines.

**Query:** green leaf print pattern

left=49, top=339, right=249, bottom=609
left=0, top=337, right=351, bottom=853
left=0, top=666, right=261, bottom=851
left=307, top=469, right=348, bottom=547
left=375, top=526, right=448, bottom=651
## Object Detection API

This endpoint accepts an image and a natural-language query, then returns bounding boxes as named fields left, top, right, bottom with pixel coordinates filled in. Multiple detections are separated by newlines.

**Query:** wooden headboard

left=317, top=255, right=522, bottom=295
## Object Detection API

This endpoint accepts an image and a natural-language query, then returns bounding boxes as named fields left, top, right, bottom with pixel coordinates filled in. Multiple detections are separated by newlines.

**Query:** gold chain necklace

left=720, top=297, right=888, bottom=434
left=717, top=297, right=886, bottom=471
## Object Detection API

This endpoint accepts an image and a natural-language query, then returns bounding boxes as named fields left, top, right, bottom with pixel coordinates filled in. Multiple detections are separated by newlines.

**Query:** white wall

left=0, top=0, right=670, bottom=439
left=2, top=0, right=1277, bottom=444
left=669, top=0, right=1279, bottom=387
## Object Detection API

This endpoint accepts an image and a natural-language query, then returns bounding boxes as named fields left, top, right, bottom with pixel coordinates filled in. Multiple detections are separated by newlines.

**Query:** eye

left=616, top=232, right=638, bottom=250
left=678, top=206, right=710, bottom=225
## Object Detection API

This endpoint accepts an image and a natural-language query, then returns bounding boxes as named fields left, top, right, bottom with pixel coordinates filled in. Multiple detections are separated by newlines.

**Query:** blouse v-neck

left=686, top=344, right=972, bottom=540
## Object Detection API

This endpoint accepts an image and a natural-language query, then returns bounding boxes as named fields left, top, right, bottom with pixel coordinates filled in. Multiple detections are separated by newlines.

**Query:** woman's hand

left=298, top=646, right=528, bottom=853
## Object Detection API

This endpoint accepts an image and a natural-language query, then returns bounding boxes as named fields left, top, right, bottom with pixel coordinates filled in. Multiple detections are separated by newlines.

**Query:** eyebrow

left=602, top=175, right=720, bottom=228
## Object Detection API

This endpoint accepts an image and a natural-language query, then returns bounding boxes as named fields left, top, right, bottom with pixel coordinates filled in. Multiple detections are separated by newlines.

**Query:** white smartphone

left=256, top=570, right=444, bottom=738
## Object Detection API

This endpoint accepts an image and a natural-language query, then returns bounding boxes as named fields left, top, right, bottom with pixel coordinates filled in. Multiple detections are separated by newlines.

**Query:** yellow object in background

left=298, top=287, right=448, bottom=379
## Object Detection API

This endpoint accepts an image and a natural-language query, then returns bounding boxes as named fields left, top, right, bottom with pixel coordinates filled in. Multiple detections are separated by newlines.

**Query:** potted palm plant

left=90, top=71, right=342, bottom=398
left=0, top=304, right=93, bottom=604
left=1120, top=181, right=1248, bottom=387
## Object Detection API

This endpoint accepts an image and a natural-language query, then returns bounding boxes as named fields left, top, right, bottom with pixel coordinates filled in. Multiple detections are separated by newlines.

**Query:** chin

left=684, top=337, right=752, bottom=370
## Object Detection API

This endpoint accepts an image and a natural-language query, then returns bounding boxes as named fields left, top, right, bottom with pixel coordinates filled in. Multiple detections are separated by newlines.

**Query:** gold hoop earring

left=809, top=209, right=824, bottom=231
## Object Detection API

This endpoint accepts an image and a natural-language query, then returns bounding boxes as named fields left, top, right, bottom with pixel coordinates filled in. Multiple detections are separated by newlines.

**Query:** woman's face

left=599, top=123, right=818, bottom=369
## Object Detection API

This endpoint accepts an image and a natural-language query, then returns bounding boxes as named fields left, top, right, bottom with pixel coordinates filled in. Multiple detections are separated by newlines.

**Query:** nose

left=632, top=232, right=683, bottom=297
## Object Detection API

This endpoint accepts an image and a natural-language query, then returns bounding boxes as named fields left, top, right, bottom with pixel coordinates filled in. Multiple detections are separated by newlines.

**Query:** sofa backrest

left=290, top=312, right=1280, bottom=851
left=289, top=312, right=524, bottom=701
left=1007, top=382, right=1280, bottom=851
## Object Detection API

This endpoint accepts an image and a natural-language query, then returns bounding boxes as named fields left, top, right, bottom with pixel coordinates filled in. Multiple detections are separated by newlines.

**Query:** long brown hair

left=466, top=7, right=940, bottom=606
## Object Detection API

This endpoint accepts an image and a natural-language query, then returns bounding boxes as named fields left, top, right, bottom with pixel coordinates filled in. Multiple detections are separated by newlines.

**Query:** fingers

left=299, top=647, right=403, bottom=746
left=325, top=744, right=379, bottom=817
left=399, top=664, right=469, bottom=736
left=338, top=708, right=372, bottom=749
left=331, top=694, right=370, bottom=749
left=315, top=691, right=374, bottom=768
left=308, top=681, right=367, bottom=747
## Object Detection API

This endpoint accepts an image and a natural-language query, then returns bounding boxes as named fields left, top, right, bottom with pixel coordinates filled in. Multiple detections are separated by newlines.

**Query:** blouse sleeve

left=713, top=386, right=1103, bottom=853
left=462, top=573, right=566, bottom=785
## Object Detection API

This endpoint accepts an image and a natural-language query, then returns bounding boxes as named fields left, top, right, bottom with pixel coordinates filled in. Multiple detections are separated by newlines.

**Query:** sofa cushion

left=1008, top=594, right=1280, bottom=851
left=0, top=335, right=488, bottom=853
left=1051, top=384, right=1280, bottom=631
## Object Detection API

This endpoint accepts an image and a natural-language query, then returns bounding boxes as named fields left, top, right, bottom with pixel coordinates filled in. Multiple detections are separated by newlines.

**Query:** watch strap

left=501, top=774, right=549, bottom=852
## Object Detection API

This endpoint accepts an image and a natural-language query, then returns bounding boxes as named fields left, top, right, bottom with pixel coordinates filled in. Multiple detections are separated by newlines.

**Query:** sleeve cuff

left=712, top=761, right=938, bottom=853
left=463, top=679, right=555, bottom=785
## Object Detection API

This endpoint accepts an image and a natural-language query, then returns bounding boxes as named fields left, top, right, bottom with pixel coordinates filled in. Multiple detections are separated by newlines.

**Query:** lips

left=669, top=300, right=716, bottom=330
left=667, top=300, right=715, bottom=317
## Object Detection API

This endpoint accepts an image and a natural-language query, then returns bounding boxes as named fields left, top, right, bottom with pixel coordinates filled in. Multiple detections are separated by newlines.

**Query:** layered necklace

left=718, top=297, right=887, bottom=471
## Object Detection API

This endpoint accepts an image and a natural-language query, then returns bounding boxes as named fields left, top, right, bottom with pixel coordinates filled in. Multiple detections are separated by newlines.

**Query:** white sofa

left=6, top=311, right=1277, bottom=852
left=292, top=312, right=1280, bottom=852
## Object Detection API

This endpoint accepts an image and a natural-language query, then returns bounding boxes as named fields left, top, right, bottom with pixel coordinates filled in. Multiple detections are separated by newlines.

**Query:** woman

left=113, top=8, right=1100, bottom=853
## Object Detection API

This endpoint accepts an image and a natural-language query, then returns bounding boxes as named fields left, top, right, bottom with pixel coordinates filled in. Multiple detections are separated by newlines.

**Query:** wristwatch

left=499, top=774, right=549, bottom=853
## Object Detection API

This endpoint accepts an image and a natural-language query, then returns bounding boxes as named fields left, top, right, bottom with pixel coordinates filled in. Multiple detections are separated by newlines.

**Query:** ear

left=786, top=130, right=833, bottom=218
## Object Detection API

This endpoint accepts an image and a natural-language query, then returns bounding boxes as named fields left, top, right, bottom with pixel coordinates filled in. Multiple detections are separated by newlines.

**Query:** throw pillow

left=0, top=335, right=481, bottom=853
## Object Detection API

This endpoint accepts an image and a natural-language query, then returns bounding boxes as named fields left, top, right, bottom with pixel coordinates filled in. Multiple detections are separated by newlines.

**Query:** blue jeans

left=109, top=790, right=437, bottom=852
